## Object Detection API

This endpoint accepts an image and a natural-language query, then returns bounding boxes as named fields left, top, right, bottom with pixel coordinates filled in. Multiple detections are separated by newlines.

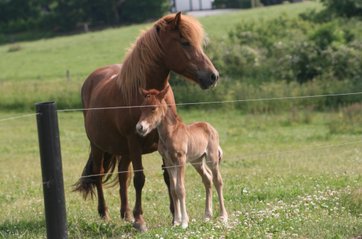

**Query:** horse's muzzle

left=198, top=71, right=219, bottom=89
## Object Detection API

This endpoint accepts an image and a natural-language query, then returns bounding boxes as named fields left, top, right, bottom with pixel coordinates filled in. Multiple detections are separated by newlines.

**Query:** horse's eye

left=181, top=41, right=191, bottom=47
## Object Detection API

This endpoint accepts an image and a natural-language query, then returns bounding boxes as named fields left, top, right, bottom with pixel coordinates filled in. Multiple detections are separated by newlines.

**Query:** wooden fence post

left=36, top=102, right=68, bottom=239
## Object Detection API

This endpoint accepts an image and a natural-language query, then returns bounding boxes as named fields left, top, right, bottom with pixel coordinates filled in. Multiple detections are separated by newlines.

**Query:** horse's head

left=156, top=12, right=219, bottom=89
left=136, top=86, right=169, bottom=137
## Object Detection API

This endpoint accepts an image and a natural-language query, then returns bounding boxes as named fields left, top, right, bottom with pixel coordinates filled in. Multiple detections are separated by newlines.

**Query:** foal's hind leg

left=192, top=159, right=213, bottom=221
left=206, top=153, right=228, bottom=223
left=91, top=146, right=110, bottom=220
left=118, top=155, right=133, bottom=222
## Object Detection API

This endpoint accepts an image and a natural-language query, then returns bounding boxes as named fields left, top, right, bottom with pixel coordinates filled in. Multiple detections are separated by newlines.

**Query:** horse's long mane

left=116, top=13, right=205, bottom=105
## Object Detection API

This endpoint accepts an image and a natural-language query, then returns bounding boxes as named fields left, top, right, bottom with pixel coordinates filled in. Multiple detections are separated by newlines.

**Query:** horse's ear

left=158, top=85, right=170, bottom=100
left=174, top=12, right=182, bottom=28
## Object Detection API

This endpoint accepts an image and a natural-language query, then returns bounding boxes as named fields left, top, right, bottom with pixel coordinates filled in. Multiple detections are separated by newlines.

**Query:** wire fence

left=1, top=90, right=362, bottom=122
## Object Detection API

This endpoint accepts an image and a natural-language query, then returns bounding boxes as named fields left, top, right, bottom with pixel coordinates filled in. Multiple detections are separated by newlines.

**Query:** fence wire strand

left=56, top=91, right=362, bottom=113
left=1, top=91, right=361, bottom=121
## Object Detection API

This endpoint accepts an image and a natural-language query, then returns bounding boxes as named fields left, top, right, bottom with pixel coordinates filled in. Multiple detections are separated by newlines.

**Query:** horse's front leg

left=127, top=135, right=147, bottom=232
left=118, top=155, right=133, bottom=222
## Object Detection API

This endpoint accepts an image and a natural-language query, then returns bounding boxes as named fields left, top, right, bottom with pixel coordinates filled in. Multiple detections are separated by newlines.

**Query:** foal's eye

left=180, top=41, right=191, bottom=48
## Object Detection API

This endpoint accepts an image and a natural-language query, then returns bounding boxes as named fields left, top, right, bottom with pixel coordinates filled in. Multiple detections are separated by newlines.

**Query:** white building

left=171, top=0, right=214, bottom=12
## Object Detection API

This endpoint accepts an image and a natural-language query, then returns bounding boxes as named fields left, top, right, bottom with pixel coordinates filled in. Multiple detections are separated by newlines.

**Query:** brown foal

left=136, top=85, right=228, bottom=228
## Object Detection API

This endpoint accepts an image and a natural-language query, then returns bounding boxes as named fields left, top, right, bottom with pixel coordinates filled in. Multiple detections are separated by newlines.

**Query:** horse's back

left=81, top=64, right=122, bottom=109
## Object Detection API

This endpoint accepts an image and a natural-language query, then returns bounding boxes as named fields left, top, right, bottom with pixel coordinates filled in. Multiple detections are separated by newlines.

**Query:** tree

left=119, top=0, right=170, bottom=23
left=321, top=0, right=362, bottom=18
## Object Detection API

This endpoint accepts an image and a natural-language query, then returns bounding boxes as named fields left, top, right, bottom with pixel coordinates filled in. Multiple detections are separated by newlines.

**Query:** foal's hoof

left=219, top=216, right=228, bottom=225
left=181, top=223, right=188, bottom=229
left=133, top=222, right=148, bottom=232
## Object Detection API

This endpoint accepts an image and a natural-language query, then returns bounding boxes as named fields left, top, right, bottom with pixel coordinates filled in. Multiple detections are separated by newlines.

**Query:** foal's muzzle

left=136, top=121, right=150, bottom=137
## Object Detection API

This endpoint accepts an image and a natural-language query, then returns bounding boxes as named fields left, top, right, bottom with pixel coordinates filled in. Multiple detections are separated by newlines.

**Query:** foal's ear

left=158, top=85, right=170, bottom=100
left=139, top=88, right=149, bottom=97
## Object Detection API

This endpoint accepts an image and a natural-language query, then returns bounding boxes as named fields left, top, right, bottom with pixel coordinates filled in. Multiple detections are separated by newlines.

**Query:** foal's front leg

left=167, top=166, right=181, bottom=226
left=176, top=156, right=189, bottom=229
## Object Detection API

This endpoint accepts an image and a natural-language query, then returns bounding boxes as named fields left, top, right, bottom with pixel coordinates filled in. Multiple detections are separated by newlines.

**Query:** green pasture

left=0, top=109, right=361, bottom=238
left=0, top=1, right=361, bottom=238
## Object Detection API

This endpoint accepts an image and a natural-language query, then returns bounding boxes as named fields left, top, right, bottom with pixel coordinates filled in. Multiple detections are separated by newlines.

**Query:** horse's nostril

left=210, top=73, right=218, bottom=82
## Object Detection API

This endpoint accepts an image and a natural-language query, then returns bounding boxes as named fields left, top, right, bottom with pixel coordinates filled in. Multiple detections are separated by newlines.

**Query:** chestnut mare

left=136, top=86, right=228, bottom=229
left=73, top=12, right=219, bottom=232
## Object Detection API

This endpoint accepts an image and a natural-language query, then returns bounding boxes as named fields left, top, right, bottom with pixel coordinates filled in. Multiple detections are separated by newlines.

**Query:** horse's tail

left=218, top=146, right=223, bottom=163
left=72, top=153, right=118, bottom=200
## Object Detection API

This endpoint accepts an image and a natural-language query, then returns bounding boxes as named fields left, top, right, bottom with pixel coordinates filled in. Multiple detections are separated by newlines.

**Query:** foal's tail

left=72, top=153, right=118, bottom=200
left=218, top=146, right=223, bottom=163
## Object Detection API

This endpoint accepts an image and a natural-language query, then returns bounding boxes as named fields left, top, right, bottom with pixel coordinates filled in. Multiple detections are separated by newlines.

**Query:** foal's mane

left=116, top=13, right=205, bottom=105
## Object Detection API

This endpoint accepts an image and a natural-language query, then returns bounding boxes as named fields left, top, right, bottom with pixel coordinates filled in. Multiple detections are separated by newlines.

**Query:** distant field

left=0, top=1, right=323, bottom=111
left=0, top=1, right=321, bottom=82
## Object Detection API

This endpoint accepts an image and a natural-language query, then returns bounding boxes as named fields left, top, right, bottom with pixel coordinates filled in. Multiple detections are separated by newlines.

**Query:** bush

left=207, top=15, right=362, bottom=85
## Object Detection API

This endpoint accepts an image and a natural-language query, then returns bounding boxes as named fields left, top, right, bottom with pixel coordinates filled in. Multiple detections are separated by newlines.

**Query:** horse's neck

left=157, top=105, right=182, bottom=140
left=118, top=29, right=170, bottom=94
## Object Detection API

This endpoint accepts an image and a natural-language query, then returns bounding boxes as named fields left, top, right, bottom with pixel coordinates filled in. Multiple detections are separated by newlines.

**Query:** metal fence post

left=36, top=102, right=68, bottom=239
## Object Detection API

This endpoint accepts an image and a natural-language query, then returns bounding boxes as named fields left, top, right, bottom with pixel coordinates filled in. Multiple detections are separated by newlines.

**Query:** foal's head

left=136, top=86, right=170, bottom=137
left=156, top=12, right=219, bottom=89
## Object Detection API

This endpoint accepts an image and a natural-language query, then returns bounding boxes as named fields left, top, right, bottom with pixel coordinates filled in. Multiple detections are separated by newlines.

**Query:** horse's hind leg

left=93, top=147, right=110, bottom=220
left=118, top=154, right=133, bottom=222
left=192, top=159, right=213, bottom=221
left=73, top=145, right=109, bottom=220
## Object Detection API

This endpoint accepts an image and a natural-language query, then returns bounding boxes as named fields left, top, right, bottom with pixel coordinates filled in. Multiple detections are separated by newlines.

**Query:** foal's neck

left=157, top=104, right=182, bottom=138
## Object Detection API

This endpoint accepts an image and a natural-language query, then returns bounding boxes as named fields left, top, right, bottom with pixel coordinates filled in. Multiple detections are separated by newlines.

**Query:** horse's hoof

left=121, top=211, right=134, bottom=223
left=100, top=212, right=111, bottom=221
left=133, top=222, right=148, bottom=232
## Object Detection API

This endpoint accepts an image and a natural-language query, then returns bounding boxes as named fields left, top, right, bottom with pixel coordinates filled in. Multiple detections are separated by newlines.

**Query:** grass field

left=0, top=1, right=361, bottom=238
left=0, top=109, right=361, bottom=238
